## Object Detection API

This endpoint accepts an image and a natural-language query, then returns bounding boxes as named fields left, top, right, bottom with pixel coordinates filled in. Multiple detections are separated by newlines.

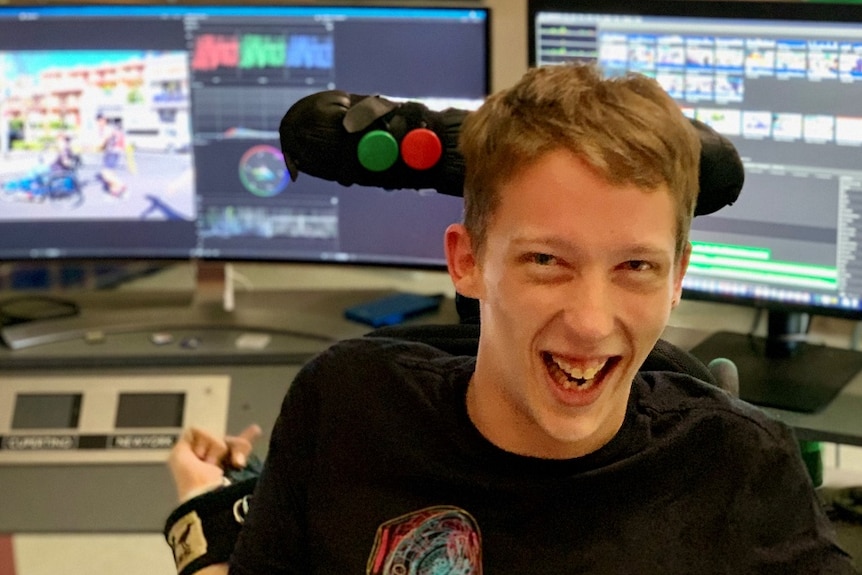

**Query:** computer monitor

left=0, top=4, right=489, bottom=267
left=529, top=0, right=862, bottom=412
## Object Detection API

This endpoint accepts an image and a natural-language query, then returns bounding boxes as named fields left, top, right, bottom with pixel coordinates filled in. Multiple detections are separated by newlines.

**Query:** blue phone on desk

left=344, top=292, right=444, bottom=328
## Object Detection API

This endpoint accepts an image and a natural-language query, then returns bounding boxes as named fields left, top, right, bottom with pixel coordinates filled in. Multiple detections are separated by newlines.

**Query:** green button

left=357, top=130, right=399, bottom=172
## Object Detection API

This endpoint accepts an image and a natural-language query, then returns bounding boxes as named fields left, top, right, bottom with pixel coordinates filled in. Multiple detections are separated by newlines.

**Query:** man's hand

left=167, top=424, right=262, bottom=503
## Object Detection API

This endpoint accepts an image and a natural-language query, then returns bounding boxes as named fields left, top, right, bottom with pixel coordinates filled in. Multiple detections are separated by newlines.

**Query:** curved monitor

left=0, top=3, right=489, bottom=267
left=529, top=0, right=862, bottom=412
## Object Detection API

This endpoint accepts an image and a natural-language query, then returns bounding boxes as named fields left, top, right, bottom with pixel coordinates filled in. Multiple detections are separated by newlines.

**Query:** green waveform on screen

left=689, top=241, right=837, bottom=290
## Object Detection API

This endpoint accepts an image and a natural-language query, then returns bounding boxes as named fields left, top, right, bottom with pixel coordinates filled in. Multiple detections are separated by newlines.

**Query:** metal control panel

left=0, top=363, right=297, bottom=533
left=0, top=374, right=229, bottom=464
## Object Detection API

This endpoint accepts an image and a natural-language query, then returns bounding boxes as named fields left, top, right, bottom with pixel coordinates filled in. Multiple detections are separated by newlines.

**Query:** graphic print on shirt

left=366, top=505, right=483, bottom=574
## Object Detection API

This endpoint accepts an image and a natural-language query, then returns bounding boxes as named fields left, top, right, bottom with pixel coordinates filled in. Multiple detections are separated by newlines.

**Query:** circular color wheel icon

left=239, top=144, right=289, bottom=197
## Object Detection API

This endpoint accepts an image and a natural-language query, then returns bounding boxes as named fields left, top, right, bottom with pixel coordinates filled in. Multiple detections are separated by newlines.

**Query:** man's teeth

left=554, top=356, right=606, bottom=380
left=552, top=355, right=607, bottom=388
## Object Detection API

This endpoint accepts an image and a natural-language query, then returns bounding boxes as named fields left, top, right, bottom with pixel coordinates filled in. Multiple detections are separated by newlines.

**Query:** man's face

left=446, top=149, right=690, bottom=459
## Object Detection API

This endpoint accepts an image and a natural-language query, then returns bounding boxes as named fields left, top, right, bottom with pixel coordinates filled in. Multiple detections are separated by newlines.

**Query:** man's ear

left=672, top=241, right=692, bottom=307
left=445, top=223, right=482, bottom=299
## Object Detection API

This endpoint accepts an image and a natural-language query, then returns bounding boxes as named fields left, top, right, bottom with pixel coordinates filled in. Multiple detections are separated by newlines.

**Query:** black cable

left=0, top=295, right=80, bottom=327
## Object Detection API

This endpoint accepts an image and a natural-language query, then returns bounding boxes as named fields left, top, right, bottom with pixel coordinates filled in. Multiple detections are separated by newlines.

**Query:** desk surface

left=0, top=285, right=463, bottom=533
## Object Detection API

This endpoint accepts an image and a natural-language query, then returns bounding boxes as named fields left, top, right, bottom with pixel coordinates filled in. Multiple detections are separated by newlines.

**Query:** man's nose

left=559, top=276, right=615, bottom=342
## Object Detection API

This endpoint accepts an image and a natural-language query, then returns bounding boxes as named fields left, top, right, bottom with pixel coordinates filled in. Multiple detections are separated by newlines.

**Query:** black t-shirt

left=231, top=336, right=856, bottom=574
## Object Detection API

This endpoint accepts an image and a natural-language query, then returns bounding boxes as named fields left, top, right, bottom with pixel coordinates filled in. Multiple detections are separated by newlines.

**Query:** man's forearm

left=165, top=480, right=257, bottom=575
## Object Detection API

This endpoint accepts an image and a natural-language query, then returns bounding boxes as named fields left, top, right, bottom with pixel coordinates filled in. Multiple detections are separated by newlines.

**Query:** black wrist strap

left=164, top=478, right=257, bottom=575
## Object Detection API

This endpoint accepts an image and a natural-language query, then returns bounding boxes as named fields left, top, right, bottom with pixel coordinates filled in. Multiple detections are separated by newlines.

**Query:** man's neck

left=464, top=374, right=622, bottom=460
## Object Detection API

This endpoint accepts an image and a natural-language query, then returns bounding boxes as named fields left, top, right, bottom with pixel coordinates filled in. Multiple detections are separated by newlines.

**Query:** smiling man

left=166, top=64, right=855, bottom=574
left=446, top=64, right=697, bottom=463
left=449, top=151, right=688, bottom=460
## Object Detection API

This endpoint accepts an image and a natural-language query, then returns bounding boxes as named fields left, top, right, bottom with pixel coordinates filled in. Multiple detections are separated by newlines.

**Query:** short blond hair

left=459, top=63, right=701, bottom=258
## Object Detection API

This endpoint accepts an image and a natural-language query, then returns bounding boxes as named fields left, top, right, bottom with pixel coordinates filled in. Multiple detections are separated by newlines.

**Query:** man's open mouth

left=542, top=352, right=619, bottom=391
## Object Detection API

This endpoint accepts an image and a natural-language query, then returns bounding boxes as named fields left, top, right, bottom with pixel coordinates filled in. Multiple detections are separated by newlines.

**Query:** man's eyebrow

left=510, top=234, right=579, bottom=250
left=510, top=236, right=672, bottom=258
left=615, top=244, right=673, bottom=259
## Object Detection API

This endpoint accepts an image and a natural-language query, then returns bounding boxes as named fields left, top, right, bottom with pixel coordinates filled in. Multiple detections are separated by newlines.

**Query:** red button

left=400, top=128, right=442, bottom=170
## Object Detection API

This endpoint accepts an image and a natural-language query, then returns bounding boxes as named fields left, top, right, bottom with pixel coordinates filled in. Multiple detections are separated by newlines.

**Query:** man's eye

left=530, top=253, right=557, bottom=266
left=624, top=260, right=653, bottom=272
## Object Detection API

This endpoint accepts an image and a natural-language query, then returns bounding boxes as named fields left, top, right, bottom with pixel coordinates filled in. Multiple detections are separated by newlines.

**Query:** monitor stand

left=689, top=310, right=862, bottom=413
left=193, top=260, right=237, bottom=311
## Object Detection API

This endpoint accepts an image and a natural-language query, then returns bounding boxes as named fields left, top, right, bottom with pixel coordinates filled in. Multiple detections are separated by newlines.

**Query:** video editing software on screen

left=0, top=6, right=488, bottom=266
left=534, top=8, right=862, bottom=315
